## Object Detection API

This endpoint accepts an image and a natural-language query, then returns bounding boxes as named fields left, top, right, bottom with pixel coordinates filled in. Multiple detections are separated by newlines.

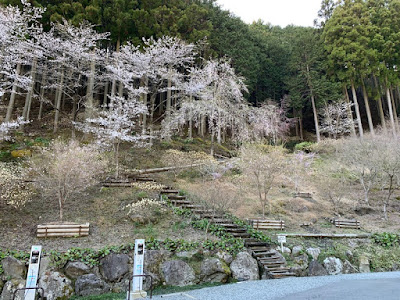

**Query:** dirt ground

left=0, top=184, right=216, bottom=252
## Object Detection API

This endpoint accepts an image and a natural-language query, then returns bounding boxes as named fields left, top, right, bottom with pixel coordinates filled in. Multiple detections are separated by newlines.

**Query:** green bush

left=372, top=232, right=400, bottom=248
left=294, top=142, right=315, bottom=153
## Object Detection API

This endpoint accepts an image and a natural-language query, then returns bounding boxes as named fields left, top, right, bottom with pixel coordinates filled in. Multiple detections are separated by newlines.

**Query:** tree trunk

left=103, top=81, right=109, bottom=109
left=5, top=63, right=21, bottom=122
left=310, top=93, right=320, bottom=142
left=361, top=79, right=374, bottom=135
left=166, top=73, right=172, bottom=117
left=38, top=72, right=46, bottom=120
left=390, top=88, right=399, bottom=133
left=351, top=81, right=363, bottom=138
left=344, top=87, right=356, bottom=136
left=54, top=69, right=64, bottom=133
left=149, top=94, right=156, bottom=145
left=23, top=58, right=38, bottom=122
left=385, top=81, right=396, bottom=136
left=373, top=76, right=387, bottom=133
left=188, top=94, right=193, bottom=139
left=85, top=56, right=96, bottom=120
left=141, top=76, right=148, bottom=135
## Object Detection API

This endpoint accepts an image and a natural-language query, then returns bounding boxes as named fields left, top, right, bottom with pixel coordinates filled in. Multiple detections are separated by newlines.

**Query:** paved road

left=152, top=272, right=400, bottom=300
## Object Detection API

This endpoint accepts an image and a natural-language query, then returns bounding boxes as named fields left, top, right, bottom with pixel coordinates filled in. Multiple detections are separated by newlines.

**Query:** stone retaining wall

left=0, top=245, right=374, bottom=300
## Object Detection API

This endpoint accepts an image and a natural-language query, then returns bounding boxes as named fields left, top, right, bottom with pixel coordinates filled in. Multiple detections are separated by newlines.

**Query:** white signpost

left=277, top=235, right=286, bottom=253
left=25, top=245, right=42, bottom=300
left=128, top=239, right=146, bottom=300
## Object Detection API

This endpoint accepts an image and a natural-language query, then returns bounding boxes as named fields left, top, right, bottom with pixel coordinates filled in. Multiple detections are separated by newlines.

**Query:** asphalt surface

left=152, top=271, right=400, bottom=300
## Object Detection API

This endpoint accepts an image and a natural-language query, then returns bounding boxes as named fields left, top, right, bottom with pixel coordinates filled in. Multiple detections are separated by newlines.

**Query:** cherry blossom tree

left=74, top=95, right=148, bottom=178
left=248, top=97, right=292, bottom=144
left=30, top=140, right=107, bottom=221
left=320, top=101, right=355, bottom=139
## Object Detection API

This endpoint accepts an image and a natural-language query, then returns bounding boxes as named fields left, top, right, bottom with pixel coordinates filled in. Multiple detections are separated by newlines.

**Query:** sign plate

left=277, top=235, right=286, bottom=244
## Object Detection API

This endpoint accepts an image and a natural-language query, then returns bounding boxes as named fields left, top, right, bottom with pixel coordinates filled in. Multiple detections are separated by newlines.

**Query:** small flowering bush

left=124, top=198, right=167, bottom=224
left=0, top=162, right=34, bottom=208
left=129, top=182, right=167, bottom=190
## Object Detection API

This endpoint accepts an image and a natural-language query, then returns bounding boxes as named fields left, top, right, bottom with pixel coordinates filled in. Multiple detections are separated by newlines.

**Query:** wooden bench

left=37, top=223, right=90, bottom=238
left=249, top=219, right=285, bottom=230
left=332, top=219, right=360, bottom=229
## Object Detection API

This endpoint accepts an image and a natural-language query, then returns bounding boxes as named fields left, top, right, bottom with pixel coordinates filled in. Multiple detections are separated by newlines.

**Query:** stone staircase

left=160, top=189, right=295, bottom=279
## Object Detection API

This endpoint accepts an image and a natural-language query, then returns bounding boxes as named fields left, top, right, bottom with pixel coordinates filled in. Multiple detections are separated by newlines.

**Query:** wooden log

left=37, top=232, right=89, bottom=238
left=37, top=223, right=89, bottom=229
left=283, top=233, right=370, bottom=238
left=37, top=228, right=89, bottom=234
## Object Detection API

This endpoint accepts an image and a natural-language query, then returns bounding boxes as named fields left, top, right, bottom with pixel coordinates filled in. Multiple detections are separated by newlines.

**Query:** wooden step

left=231, top=232, right=251, bottom=238
left=216, top=223, right=239, bottom=228
left=210, top=219, right=234, bottom=224
left=253, top=251, right=277, bottom=257
left=225, top=228, right=247, bottom=233
left=170, top=200, right=192, bottom=205
left=245, top=241, right=269, bottom=248
left=168, top=195, right=187, bottom=200
left=249, top=246, right=269, bottom=251
left=160, top=189, right=179, bottom=194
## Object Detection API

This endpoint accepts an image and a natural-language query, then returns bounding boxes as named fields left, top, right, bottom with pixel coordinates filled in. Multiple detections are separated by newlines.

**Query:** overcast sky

left=216, top=0, right=322, bottom=28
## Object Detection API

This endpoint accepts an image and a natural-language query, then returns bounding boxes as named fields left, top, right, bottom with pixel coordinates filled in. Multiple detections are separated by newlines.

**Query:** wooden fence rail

left=37, top=223, right=90, bottom=238
left=332, top=219, right=361, bottom=229
left=249, top=219, right=285, bottom=230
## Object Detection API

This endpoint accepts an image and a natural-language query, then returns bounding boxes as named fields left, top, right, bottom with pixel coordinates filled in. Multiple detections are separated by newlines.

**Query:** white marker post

left=277, top=235, right=286, bottom=253
left=128, top=239, right=146, bottom=299
left=25, top=245, right=42, bottom=300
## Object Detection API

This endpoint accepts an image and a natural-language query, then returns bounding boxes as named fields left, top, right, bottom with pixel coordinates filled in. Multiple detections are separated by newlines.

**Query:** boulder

left=275, top=246, right=291, bottom=254
left=38, top=271, right=74, bottom=300
left=176, top=251, right=198, bottom=259
left=306, top=248, right=321, bottom=261
left=39, top=256, right=53, bottom=278
left=292, top=246, right=303, bottom=257
left=112, top=278, right=130, bottom=293
left=1, top=257, right=26, bottom=280
left=75, top=274, right=110, bottom=297
left=144, top=250, right=171, bottom=274
left=0, top=279, right=25, bottom=300
left=65, top=261, right=92, bottom=279
left=308, top=260, right=328, bottom=277
left=323, top=257, right=343, bottom=275
left=342, top=260, right=358, bottom=274
left=161, top=260, right=196, bottom=287
left=200, top=258, right=230, bottom=283
left=290, top=253, right=309, bottom=277
left=100, top=254, right=130, bottom=282
left=230, top=252, right=259, bottom=281
left=359, top=256, right=370, bottom=273
left=216, top=251, right=233, bottom=265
